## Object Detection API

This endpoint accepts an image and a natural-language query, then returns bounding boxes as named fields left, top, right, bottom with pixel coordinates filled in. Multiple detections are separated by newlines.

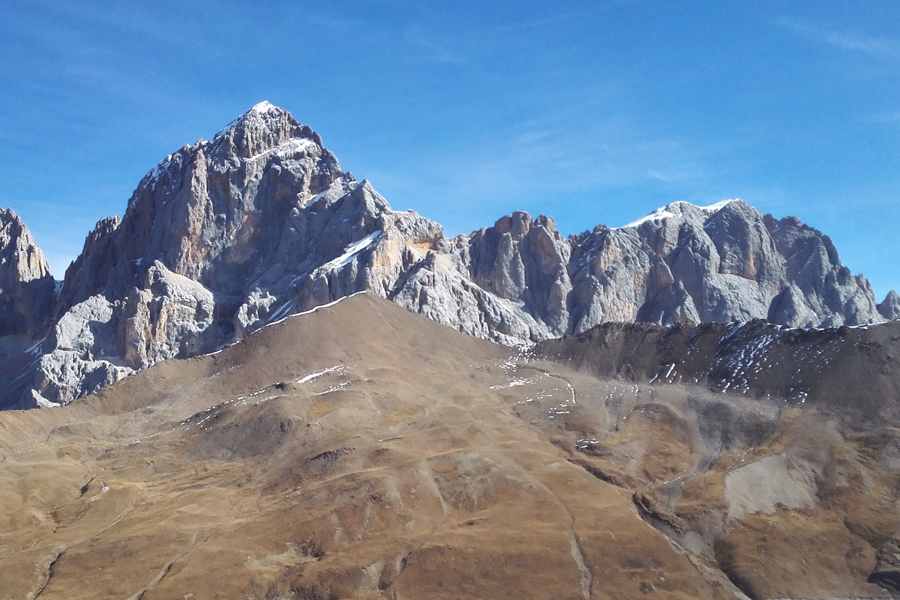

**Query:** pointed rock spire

left=213, top=101, right=323, bottom=160
left=878, top=290, right=900, bottom=320
left=0, top=207, right=55, bottom=338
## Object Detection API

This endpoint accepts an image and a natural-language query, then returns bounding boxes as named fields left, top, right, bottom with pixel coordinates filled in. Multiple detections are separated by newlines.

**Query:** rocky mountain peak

left=212, top=100, right=323, bottom=161
left=618, top=198, right=741, bottom=229
left=0, top=207, right=55, bottom=338
left=880, top=290, right=900, bottom=320
left=0, top=104, right=895, bottom=408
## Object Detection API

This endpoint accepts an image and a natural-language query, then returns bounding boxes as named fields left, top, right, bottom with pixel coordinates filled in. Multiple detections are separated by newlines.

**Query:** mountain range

left=0, top=101, right=896, bottom=409
left=2, top=103, right=900, bottom=599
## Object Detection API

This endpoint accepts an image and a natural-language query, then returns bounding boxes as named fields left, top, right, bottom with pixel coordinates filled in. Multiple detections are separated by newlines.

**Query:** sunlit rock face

left=0, top=103, right=893, bottom=407
left=879, top=290, right=900, bottom=321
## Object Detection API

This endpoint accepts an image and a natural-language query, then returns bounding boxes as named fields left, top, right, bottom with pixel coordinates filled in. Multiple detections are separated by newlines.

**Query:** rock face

left=879, top=290, right=900, bottom=321
left=1, top=102, right=896, bottom=407
left=0, top=207, right=54, bottom=339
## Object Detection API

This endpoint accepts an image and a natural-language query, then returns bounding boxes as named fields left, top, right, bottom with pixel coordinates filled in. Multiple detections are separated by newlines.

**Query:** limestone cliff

left=0, top=207, right=55, bottom=339
left=1, top=103, right=895, bottom=407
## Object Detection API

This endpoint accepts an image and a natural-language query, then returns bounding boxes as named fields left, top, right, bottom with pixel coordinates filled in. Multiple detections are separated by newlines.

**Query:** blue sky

left=1, top=0, right=898, bottom=299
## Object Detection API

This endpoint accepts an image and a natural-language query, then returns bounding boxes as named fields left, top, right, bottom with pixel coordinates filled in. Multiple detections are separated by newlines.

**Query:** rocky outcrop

left=565, top=199, right=884, bottom=331
left=879, top=290, right=900, bottom=321
left=872, top=538, right=900, bottom=592
left=33, top=294, right=132, bottom=403
left=1, top=102, right=893, bottom=407
left=0, top=207, right=55, bottom=338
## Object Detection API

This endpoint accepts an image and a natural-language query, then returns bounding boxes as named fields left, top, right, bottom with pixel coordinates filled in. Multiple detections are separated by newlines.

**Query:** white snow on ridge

left=319, top=231, right=383, bottom=272
left=251, top=100, right=277, bottom=113
left=200, top=292, right=369, bottom=358
left=617, top=199, right=738, bottom=229
left=144, top=152, right=186, bottom=189
left=296, top=365, right=343, bottom=384
left=697, top=198, right=738, bottom=213
left=268, top=291, right=369, bottom=326
left=244, top=138, right=317, bottom=163
left=215, top=100, right=282, bottom=138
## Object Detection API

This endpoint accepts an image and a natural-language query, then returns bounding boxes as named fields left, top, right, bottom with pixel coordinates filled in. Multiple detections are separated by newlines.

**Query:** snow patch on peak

left=216, top=101, right=284, bottom=138
left=617, top=199, right=738, bottom=229
left=318, top=230, right=384, bottom=273
left=251, top=100, right=278, bottom=113
left=243, top=138, right=317, bottom=163
left=698, top=198, right=739, bottom=213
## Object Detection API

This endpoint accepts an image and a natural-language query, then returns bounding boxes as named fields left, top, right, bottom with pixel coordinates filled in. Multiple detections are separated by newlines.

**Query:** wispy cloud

left=486, top=0, right=646, bottom=35
left=362, top=114, right=738, bottom=236
left=778, top=17, right=900, bottom=61
left=870, top=110, right=900, bottom=124
left=402, top=27, right=460, bottom=64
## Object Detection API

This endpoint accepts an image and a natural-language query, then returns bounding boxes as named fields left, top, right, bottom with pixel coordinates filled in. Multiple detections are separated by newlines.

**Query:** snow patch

left=617, top=199, right=738, bottom=229
left=316, top=381, right=351, bottom=396
left=251, top=100, right=277, bottom=113
left=297, top=366, right=344, bottom=384
left=268, top=291, right=369, bottom=326
left=319, top=231, right=383, bottom=273
left=244, top=138, right=317, bottom=163
left=31, top=389, right=57, bottom=409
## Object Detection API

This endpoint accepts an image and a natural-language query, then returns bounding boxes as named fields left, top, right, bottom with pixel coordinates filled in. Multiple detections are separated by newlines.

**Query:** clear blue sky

left=1, top=1, right=897, bottom=299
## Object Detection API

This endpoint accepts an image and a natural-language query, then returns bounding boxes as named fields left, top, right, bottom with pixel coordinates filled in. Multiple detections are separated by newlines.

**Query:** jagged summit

left=212, top=101, right=324, bottom=160
left=250, top=99, right=277, bottom=112
left=0, top=207, right=55, bottom=339
left=880, top=290, right=900, bottom=320
left=618, top=198, right=739, bottom=229
left=216, top=100, right=289, bottom=135
left=0, top=104, right=895, bottom=408
left=136, top=102, right=327, bottom=198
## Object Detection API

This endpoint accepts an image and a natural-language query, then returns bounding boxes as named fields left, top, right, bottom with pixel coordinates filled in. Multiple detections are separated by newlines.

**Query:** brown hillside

left=1, top=294, right=897, bottom=599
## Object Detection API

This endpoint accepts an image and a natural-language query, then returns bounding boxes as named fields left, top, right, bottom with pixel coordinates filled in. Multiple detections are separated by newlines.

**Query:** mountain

left=535, top=312, right=900, bottom=599
left=1, top=293, right=898, bottom=599
left=0, top=207, right=54, bottom=339
left=880, top=290, right=900, bottom=320
left=0, top=102, right=894, bottom=408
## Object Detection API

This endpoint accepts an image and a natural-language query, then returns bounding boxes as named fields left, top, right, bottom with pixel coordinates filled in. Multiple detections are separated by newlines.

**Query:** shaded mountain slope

left=538, top=318, right=900, bottom=425
left=534, top=317, right=900, bottom=598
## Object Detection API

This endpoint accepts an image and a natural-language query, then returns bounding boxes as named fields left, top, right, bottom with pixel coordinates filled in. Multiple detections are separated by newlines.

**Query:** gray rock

left=870, top=537, right=900, bottom=592
left=0, top=207, right=55, bottom=338
left=878, top=290, right=900, bottom=321
left=120, top=260, right=222, bottom=369
left=2, top=104, right=891, bottom=406
left=33, top=294, right=132, bottom=403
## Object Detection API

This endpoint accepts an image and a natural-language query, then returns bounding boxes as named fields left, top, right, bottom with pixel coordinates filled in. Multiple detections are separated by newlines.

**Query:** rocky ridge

left=0, top=102, right=896, bottom=407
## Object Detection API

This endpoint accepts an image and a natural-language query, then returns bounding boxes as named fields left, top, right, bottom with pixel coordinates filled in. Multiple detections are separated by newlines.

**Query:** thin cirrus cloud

left=777, top=17, right=900, bottom=61
left=364, top=116, right=726, bottom=237
left=870, top=111, right=900, bottom=124
left=402, top=27, right=461, bottom=64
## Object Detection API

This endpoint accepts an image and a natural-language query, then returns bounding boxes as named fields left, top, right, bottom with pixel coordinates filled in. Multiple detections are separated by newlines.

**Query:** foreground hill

left=0, top=102, right=895, bottom=407
left=2, top=293, right=899, bottom=599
